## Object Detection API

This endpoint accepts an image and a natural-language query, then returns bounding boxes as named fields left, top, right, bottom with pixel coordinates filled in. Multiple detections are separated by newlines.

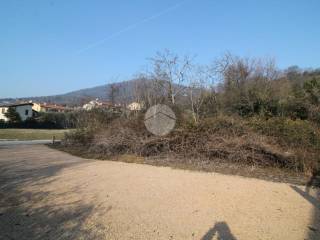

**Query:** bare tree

left=149, top=49, right=193, bottom=105
left=108, top=84, right=120, bottom=105
left=130, top=74, right=159, bottom=108
left=188, top=65, right=213, bottom=123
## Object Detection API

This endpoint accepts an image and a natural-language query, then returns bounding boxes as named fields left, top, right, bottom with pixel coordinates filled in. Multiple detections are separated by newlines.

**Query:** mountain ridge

left=0, top=79, right=143, bottom=106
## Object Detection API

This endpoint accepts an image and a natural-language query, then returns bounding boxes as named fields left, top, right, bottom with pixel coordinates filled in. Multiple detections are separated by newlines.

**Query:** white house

left=127, top=102, right=143, bottom=111
left=82, top=99, right=113, bottom=111
left=33, top=103, right=70, bottom=113
left=0, top=103, right=33, bottom=121
left=82, top=99, right=102, bottom=110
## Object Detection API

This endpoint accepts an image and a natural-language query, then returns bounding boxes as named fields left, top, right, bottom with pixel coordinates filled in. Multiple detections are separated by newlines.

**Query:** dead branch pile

left=69, top=117, right=301, bottom=171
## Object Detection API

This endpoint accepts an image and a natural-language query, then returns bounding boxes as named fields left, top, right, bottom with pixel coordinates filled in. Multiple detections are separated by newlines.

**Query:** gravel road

left=0, top=144, right=319, bottom=240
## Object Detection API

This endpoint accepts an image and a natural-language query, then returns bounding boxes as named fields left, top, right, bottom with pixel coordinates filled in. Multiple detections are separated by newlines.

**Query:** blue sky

left=1, top=0, right=320, bottom=98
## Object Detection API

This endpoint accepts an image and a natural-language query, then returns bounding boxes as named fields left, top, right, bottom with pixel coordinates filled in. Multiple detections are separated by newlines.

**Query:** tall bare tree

left=188, top=65, right=213, bottom=123
left=108, top=84, right=120, bottom=105
left=149, top=49, right=193, bottom=105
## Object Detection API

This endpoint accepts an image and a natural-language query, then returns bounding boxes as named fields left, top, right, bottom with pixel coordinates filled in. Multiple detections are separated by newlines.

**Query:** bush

left=63, top=110, right=130, bottom=146
left=64, top=128, right=94, bottom=146
left=247, top=117, right=320, bottom=149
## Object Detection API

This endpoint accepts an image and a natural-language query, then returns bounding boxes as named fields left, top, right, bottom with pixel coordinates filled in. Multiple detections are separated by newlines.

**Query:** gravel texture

left=0, top=144, right=319, bottom=240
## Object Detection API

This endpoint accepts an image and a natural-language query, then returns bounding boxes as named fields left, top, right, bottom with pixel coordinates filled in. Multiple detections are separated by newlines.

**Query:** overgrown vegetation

left=60, top=51, right=320, bottom=180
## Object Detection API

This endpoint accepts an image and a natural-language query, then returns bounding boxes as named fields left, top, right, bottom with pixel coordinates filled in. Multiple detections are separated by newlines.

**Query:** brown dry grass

left=56, top=115, right=320, bottom=184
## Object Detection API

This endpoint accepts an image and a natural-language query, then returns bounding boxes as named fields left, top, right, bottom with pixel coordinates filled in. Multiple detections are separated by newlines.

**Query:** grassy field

left=0, top=129, right=70, bottom=140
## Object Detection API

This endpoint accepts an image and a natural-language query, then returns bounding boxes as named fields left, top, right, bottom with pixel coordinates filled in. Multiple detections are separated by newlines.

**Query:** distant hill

left=0, top=79, right=147, bottom=106
left=0, top=79, right=191, bottom=106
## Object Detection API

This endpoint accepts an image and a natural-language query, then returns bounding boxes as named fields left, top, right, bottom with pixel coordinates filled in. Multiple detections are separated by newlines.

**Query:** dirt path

left=0, top=144, right=319, bottom=240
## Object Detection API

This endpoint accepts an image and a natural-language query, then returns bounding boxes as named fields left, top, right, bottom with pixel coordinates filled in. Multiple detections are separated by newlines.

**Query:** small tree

left=4, top=107, right=21, bottom=123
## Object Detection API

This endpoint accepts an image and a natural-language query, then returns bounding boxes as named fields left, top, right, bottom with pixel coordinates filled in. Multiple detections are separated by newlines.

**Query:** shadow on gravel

left=291, top=185, right=320, bottom=240
left=201, top=221, right=237, bottom=240
left=0, top=145, right=106, bottom=240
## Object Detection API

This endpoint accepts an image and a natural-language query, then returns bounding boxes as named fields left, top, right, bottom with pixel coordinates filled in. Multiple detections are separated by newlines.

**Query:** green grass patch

left=0, top=129, right=71, bottom=140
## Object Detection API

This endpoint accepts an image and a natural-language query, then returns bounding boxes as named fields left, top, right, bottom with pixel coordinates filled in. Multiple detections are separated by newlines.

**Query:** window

left=25, top=109, right=29, bottom=115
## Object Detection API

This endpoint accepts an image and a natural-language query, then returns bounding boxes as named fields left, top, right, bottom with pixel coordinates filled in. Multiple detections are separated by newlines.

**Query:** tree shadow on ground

left=201, top=221, right=237, bottom=240
left=0, top=145, right=108, bottom=240
left=290, top=185, right=320, bottom=240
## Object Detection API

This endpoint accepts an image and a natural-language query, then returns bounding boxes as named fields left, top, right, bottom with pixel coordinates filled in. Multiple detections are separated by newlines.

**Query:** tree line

left=127, top=50, right=320, bottom=124
left=3, top=50, right=320, bottom=128
left=0, top=110, right=77, bottom=129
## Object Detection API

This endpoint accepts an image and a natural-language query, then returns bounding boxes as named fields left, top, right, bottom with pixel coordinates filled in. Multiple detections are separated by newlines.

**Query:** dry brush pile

left=62, top=114, right=320, bottom=175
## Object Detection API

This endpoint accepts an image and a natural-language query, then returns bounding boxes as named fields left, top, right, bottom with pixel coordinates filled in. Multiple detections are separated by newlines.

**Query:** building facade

left=0, top=103, right=33, bottom=121
left=32, top=103, right=70, bottom=113
left=127, top=102, right=143, bottom=111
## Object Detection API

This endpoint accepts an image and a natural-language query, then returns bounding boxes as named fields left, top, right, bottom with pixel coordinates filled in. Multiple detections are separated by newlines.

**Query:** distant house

left=127, top=102, right=143, bottom=111
left=32, top=103, right=70, bottom=113
left=82, top=99, right=113, bottom=111
left=31, top=102, right=42, bottom=112
left=0, top=103, right=33, bottom=122
left=82, top=100, right=99, bottom=110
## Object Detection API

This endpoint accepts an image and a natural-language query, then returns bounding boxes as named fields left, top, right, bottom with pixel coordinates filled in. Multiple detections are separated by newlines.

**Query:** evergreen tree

left=4, top=107, right=21, bottom=123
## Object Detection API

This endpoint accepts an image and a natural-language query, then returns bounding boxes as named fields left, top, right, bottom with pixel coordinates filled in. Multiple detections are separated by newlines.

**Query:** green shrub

left=4, top=107, right=21, bottom=123
left=247, top=117, right=320, bottom=149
